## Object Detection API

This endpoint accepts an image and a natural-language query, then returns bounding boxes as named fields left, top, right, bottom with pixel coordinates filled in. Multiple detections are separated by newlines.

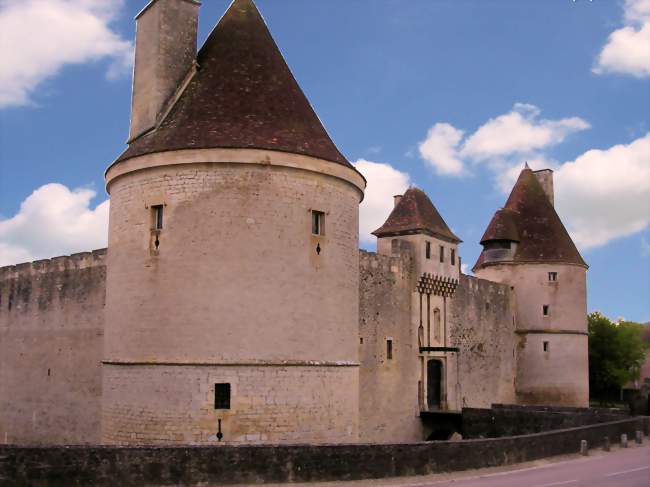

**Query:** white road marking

left=605, top=465, right=650, bottom=477
left=533, top=481, right=578, bottom=487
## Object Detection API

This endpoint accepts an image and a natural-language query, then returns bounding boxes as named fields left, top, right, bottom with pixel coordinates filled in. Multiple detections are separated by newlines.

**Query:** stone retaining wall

left=462, top=404, right=630, bottom=438
left=1, top=417, right=647, bottom=487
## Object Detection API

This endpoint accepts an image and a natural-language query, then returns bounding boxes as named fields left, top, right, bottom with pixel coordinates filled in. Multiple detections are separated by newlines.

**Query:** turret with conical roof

left=474, top=166, right=589, bottom=408
left=373, top=187, right=462, bottom=412
left=102, top=0, right=364, bottom=445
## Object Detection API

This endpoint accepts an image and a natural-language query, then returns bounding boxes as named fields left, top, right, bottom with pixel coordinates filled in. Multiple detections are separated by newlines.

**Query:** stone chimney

left=393, top=194, right=403, bottom=207
left=534, top=169, right=554, bottom=207
left=128, top=0, right=201, bottom=141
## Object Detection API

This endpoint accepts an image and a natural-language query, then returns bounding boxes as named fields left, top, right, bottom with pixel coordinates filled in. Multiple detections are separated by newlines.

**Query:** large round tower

left=473, top=167, right=589, bottom=407
left=102, top=0, right=365, bottom=444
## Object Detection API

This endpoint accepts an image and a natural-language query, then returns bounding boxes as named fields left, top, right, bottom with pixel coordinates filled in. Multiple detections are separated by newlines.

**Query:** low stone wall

left=462, top=404, right=630, bottom=438
left=1, top=418, right=647, bottom=487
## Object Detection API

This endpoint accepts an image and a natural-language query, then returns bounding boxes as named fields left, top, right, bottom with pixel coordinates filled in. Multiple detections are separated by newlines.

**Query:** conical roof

left=473, top=168, right=587, bottom=270
left=372, top=187, right=461, bottom=243
left=115, top=0, right=351, bottom=167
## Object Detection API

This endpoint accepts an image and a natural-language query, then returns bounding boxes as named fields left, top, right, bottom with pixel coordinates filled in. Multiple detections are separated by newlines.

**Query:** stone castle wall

left=448, top=275, right=517, bottom=409
left=0, top=250, right=106, bottom=445
left=358, top=247, right=421, bottom=442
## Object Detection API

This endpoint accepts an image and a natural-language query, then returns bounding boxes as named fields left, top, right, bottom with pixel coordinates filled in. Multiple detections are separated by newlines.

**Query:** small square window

left=152, top=205, right=164, bottom=230
left=425, top=242, right=431, bottom=259
left=543, top=305, right=550, bottom=316
left=543, top=341, right=549, bottom=352
left=439, top=246, right=445, bottom=263
left=386, top=339, right=393, bottom=360
left=451, top=249, right=456, bottom=266
left=311, top=210, right=324, bottom=235
left=548, top=272, right=558, bottom=282
left=214, top=383, right=231, bottom=410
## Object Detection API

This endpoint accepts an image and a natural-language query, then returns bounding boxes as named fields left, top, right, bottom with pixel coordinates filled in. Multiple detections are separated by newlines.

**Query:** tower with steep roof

left=373, top=188, right=463, bottom=412
left=473, top=167, right=589, bottom=407
left=102, top=0, right=365, bottom=444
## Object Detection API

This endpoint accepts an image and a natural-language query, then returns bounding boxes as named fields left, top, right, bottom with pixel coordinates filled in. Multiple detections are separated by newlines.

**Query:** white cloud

left=418, top=123, right=465, bottom=176
left=418, top=104, right=589, bottom=178
left=554, top=133, right=650, bottom=249
left=461, top=103, right=590, bottom=160
left=0, top=0, right=133, bottom=108
left=417, top=104, right=650, bottom=249
left=0, top=183, right=109, bottom=266
left=353, top=160, right=411, bottom=244
left=594, top=0, right=650, bottom=78
left=593, top=0, right=650, bottom=78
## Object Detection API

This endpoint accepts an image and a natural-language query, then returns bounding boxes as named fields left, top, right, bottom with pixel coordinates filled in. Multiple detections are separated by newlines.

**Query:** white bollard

left=636, top=430, right=643, bottom=444
left=621, top=433, right=628, bottom=448
left=580, top=440, right=588, bottom=456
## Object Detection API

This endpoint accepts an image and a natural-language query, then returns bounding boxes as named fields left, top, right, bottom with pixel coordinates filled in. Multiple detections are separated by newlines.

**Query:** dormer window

left=311, top=210, right=324, bottom=235
left=426, top=242, right=431, bottom=259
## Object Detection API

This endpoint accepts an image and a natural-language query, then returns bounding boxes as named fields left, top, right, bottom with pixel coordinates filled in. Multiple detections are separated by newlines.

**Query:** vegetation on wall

left=588, top=311, right=649, bottom=404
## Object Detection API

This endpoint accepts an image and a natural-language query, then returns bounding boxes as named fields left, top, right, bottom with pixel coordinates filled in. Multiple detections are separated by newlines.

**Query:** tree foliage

left=588, top=311, right=648, bottom=401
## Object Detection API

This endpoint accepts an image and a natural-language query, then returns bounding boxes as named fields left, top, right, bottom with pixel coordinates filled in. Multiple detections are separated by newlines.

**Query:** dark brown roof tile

left=115, top=0, right=352, bottom=168
left=372, top=187, right=461, bottom=243
left=473, top=168, right=587, bottom=270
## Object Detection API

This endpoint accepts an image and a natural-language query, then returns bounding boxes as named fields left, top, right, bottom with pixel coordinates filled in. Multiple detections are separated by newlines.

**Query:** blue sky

left=0, top=0, right=648, bottom=322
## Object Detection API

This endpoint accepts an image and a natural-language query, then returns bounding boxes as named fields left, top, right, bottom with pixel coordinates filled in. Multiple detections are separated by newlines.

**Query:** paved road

left=257, top=441, right=650, bottom=487
left=409, top=442, right=650, bottom=487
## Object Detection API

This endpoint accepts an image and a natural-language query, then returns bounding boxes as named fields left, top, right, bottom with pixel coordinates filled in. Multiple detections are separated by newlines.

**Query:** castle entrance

left=427, top=359, right=442, bottom=410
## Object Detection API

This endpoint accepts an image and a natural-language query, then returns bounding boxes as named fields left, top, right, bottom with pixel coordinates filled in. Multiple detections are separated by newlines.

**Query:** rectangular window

left=543, top=341, right=549, bottom=352
left=543, top=305, right=550, bottom=316
left=451, top=249, right=456, bottom=266
left=214, top=383, right=231, bottom=410
left=152, top=205, right=164, bottom=230
left=439, top=246, right=444, bottom=263
left=425, top=241, right=431, bottom=259
left=311, top=210, right=324, bottom=235
left=548, top=272, right=558, bottom=282
left=386, top=339, right=393, bottom=360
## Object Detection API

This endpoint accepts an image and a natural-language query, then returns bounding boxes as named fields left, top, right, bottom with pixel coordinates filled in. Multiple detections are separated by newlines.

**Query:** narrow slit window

left=543, top=305, right=550, bottom=316
left=439, top=245, right=444, bottom=263
left=451, top=249, right=456, bottom=266
left=214, top=383, right=231, bottom=410
left=543, top=341, right=549, bottom=352
left=548, top=272, right=558, bottom=282
left=311, top=210, right=324, bottom=235
left=152, top=205, right=164, bottom=230
left=426, top=241, right=431, bottom=259
left=386, top=339, right=393, bottom=360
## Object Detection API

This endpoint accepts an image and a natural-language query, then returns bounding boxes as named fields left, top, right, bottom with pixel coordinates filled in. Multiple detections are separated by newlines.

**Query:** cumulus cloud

left=461, top=103, right=590, bottom=161
left=0, top=183, right=109, bottom=266
left=0, top=0, right=133, bottom=108
left=417, top=103, right=650, bottom=249
left=594, top=0, right=650, bottom=78
left=554, top=133, right=650, bottom=249
left=418, top=104, right=589, bottom=178
left=353, top=160, right=411, bottom=244
left=418, top=123, right=465, bottom=176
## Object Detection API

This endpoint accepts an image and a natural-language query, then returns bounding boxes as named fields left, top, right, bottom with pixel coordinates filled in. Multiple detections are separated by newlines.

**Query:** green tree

left=588, top=312, right=648, bottom=403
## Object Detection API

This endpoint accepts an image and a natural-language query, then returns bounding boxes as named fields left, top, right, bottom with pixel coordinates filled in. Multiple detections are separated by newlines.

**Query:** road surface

left=254, top=441, right=650, bottom=487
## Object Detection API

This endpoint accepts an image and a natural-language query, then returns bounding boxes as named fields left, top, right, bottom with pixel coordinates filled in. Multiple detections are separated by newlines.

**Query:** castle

left=0, top=0, right=589, bottom=446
